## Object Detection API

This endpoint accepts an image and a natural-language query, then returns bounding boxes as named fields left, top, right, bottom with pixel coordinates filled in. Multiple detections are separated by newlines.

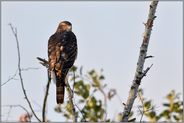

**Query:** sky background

left=1, top=1, right=183, bottom=122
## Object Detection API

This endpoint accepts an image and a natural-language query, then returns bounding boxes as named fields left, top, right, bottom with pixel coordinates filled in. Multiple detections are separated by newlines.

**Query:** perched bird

left=48, top=21, right=77, bottom=104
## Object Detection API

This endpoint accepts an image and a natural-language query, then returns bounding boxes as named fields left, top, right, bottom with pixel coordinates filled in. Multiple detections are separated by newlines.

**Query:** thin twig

left=140, top=64, right=153, bottom=79
left=66, top=80, right=77, bottom=122
left=3, top=104, right=32, bottom=122
left=1, top=69, right=18, bottom=87
left=72, top=70, right=76, bottom=92
left=21, top=67, right=40, bottom=71
left=145, top=55, right=154, bottom=59
left=138, top=92, right=144, bottom=122
left=36, top=57, right=51, bottom=122
left=9, top=23, right=41, bottom=122
left=1, top=67, right=39, bottom=87
left=6, top=106, right=12, bottom=122
left=99, top=87, right=107, bottom=121
left=74, top=104, right=86, bottom=122
left=36, top=54, right=50, bottom=118
left=42, top=78, right=51, bottom=122
left=137, top=106, right=144, bottom=122
left=31, top=99, right=42, bottom=110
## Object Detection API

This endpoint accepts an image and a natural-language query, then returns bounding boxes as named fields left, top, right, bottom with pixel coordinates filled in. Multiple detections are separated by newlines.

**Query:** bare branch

left=145, top=55, right=154, bottom=59
left=72, top=70, right=76, bottom=92
left=3, top=104, right=32, bottom=122
left=74, top=104, right=86, bottom=122
left=137, top=92, right=144, bottom=122
left=42, top=78, right=51, bottom=122
left=9, top=23, right=41, bottom=122
left=99, top=87, right=107, bottom=121
left=36, top=57, right=51, bottom=122
left=6, top=106, right=12, bottom=122
left=1, top=67, right=39, bottom=87
left=21, top=67, right=40, bottom=71
left=121, top=1, right=158, bottom=121
left=66, top=80, right=77, bottom=122
left=1, top=69, right=18, bottom=87
left=140, top=64, right=153, bottom=79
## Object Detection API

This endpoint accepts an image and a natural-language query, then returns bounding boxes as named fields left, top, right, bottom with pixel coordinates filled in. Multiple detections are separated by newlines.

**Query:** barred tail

left=56, top=77, right=65, bottom=104
left=55, top=69, right=68, bottom=104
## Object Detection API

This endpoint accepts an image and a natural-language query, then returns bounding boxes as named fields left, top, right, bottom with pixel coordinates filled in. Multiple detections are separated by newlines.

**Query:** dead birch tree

left=122, top=1, right=159, bottom=122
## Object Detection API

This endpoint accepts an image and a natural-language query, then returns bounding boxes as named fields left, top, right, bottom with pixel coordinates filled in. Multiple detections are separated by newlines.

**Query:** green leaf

left=99, top=75, right=105, bottom=80
left=70, top=65, right=77, bottom=72
left=173, top=102, right=180, bottom=109
left=54, top=105, right=62, bottom=113
left=74, top=80, right=90, bottom=99
left=161, top=110, right=170, bottom=119
left=64, top=113, right=70, bottom=119
left=149, top=111, right=156, bottom=118
left=88, top=69, right=95, bottom=76
left=175, top=108, right=183, bottom=113
left=129, top=111, right=134, bottom=118
left=163, top=103, right=170, bottom=107
left=105, top=119, right=111, bottom=122
left=166, top=90, right=175, bottom=101
left=138, top=88, right=144, bottom=95
left=144, top=100, right=151, bottom=110
left=92, top=76, right=100, bottom=88
left=128, top=118, right=136, bottom=122
left=78, top=99, right=85, bottom=103
left=108, top=89, right=116, bottom=100
left=173, top=115, right=180, bottom=121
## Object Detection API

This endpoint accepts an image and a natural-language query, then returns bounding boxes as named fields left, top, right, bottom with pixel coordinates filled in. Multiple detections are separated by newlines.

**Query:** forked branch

left=9, top=24, right=41, bottom=122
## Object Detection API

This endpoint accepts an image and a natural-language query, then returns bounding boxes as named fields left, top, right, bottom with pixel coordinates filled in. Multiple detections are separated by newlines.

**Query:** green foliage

left=54, top=66, right=116, bottom=122
left=158, top=90, right=183, bottom=122
left=81, top=96, right=105, bottom=121
left=138, top=89, right=183, bottom=122
left=54, top=67, right=183, bottom=122
left=74, top=80, right=90, bottom=99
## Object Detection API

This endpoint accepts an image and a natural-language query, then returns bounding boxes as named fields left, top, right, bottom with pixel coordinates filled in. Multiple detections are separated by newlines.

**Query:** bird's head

left=56, top=21, right=72, bottom=33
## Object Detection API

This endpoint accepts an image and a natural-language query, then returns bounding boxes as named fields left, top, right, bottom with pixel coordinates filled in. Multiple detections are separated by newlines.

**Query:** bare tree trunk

left=122, top=1, right=159, bottom=122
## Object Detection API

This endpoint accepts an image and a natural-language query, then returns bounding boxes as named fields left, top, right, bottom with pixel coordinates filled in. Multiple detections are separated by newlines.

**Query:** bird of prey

left=48, top=21, right=77, bottom=104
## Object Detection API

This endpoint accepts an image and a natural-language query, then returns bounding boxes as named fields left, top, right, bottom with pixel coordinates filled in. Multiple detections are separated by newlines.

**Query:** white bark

left=122, top=1, right=159, bottom=122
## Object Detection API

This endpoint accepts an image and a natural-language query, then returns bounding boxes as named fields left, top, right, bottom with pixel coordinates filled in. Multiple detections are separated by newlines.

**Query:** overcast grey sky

left=1, top=1, right=183, bottom=122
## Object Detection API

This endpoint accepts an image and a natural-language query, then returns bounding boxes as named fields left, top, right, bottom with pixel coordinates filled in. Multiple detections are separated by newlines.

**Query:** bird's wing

left=48, top=33, right=64, bottom=81
left=48, top=31, right=77, bottom=80
left=60, top=31, right=78, bottom=72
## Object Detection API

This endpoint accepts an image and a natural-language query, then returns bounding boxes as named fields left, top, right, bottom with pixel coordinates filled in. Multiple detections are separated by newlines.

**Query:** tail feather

left=56, top=84, right=65, bottom=104
left=56, top=75, right=65, bottom=104
left=54, top=69, right=68, bottom=104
